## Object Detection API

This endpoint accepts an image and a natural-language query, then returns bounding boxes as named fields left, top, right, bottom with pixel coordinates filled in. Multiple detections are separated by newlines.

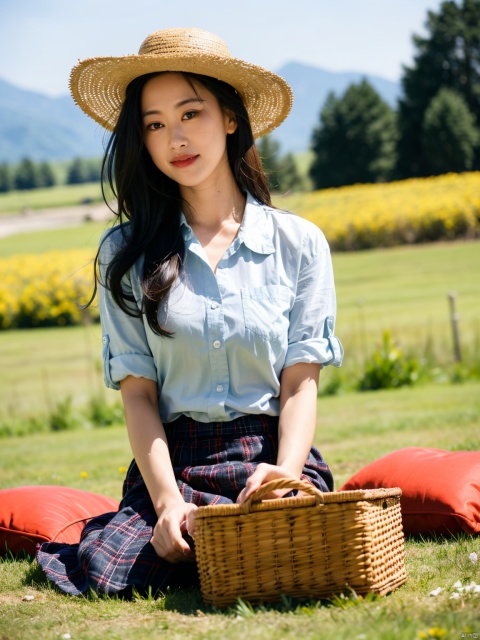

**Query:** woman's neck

left=179, top=172, right=247, bottom=272
left=180, top=175, right=246, bottom=232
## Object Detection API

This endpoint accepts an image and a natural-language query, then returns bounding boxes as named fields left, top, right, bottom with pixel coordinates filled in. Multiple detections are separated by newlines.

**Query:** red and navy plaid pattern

left=37, top=415, right=333, bottom=596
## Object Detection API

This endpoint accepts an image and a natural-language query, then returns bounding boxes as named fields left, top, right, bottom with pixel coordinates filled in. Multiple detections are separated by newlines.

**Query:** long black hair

left=93, top=71, right=272, bottom=336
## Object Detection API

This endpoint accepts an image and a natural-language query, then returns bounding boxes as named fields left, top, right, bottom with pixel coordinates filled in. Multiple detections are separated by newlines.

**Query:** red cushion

left=0, top=486, right=119, bottom=557
left=340, top=448, right=480, bottom=536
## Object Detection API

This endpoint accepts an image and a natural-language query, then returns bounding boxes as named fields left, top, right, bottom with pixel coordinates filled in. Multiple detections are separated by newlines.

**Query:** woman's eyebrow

left=142, top=97, right=205, bottom=118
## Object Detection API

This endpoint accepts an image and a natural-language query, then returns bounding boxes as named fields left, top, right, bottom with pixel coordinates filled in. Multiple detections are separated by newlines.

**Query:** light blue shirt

left=99, top=192, right=343, bottom=423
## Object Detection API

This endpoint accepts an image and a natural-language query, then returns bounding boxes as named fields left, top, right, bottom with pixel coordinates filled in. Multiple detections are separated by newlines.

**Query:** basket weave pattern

left=194, top=479, right=407, bottom=607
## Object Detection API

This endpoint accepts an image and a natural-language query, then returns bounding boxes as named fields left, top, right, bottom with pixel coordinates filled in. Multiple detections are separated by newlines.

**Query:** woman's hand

left=236, top=462, right=298, bottom=504
left=150, top=502, right=198, bottom=563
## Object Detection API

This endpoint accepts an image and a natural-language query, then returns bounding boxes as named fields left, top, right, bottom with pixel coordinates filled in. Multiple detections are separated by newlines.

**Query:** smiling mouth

left=171, top=155, right=199, bottom=168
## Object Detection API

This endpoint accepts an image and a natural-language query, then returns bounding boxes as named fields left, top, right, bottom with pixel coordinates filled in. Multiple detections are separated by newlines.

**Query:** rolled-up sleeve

left=284, top=232, right=343, bottom=369
left=98, top=230, right=157, bottom=390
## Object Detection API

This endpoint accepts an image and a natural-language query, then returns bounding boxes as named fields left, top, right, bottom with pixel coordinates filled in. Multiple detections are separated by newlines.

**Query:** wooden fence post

left=448, top=291, right=462, bottom=363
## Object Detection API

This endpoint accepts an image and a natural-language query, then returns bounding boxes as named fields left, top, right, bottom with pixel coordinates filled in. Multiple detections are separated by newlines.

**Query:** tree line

left=0, top=157, right=102, bottom=193
left=309, top=0, right=480, bottom=189
left=264, top=0, right=480, bottom=192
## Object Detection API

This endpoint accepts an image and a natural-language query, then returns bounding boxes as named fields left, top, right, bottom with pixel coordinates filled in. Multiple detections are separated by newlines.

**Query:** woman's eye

left=183, top=111, right=198, bottom=120
left=146, top=122, right=163, bottom=131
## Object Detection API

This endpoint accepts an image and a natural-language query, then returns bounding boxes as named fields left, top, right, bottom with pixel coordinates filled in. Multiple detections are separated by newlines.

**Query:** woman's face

left=141, top=73, right=237, bottom=192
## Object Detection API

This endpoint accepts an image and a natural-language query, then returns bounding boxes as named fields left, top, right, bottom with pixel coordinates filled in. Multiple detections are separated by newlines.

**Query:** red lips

left=171, top=154, right=199, bottom=168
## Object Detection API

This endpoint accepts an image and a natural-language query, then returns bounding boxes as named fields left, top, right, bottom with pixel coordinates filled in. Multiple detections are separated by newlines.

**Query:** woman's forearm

left=277, top=363, right=321, bottom=478
left=120, top=376, right=183, bottom=517
left=236, top=363, right=321, bottom=504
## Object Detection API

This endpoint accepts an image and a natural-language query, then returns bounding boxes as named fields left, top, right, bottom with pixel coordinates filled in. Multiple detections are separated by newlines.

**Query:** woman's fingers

left=236, top=463, right=297, bottom=503
left=186, top=508, right=197, bottom=539
left=150, top=503, right=197, bottom=563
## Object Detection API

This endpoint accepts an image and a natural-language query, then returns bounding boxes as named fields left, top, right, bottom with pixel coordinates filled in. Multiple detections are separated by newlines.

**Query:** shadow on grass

left=23, top=560, right=52, bottom=589
left=5, top=554, right=385, bottom=617
left=0, top=553, right=53, bottom=590
left=154, top=590, right=372, bottom=616
left=125, top=585, right=341, bottom=616
left=406, top=530, right=476, bottom=544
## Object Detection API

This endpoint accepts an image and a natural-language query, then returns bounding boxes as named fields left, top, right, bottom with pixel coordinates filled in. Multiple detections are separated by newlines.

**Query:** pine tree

left=0, top=163, right=13, bottom=193
left=257, top=135, right=282, bottom=191
left=14, top=158, right=40, bottom=190
left=66, top=157, right=89, bottom=184
left=37, top=161, right=56, bottom=188
left=397, top=0, right=480, bottom=177
left=277, top=153, right=304, bottom=193
left=309, top=80, right=397, bottom=189
left=86, top=158, right=102, bottom=182
left=422, top=88, right=479, bottom=174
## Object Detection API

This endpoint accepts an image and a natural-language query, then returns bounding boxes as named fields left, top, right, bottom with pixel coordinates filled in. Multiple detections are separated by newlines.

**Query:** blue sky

left=0, top=0, right=444, bottom=97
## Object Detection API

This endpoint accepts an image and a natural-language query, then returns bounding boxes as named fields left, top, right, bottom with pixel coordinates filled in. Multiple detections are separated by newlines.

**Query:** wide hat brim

left=70, top=52, right=293, bottom=139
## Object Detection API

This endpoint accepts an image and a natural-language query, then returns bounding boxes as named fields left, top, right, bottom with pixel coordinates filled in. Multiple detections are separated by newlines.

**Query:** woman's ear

left=224, top=109, right=238, bottom=134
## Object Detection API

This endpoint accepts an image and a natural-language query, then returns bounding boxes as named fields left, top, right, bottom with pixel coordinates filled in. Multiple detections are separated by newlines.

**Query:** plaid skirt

left=37, top=414, right=334, bottom=596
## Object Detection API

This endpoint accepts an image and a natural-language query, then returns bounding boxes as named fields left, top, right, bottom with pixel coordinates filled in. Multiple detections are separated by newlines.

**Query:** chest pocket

left=241, top=285, right=291, bottom=341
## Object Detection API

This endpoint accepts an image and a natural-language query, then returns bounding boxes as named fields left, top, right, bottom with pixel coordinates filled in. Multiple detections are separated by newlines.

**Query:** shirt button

left=216, top=385, right=223, bottom=393
left=102, top=336, right=107, bottom=344
left=211, top=302, right=218, bottom=310
left=213, top=340, right=221, bottom=349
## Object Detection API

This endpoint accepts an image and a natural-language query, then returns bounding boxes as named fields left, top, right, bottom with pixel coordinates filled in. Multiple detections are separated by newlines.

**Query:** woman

left=37, top=27, right=343, bottom=596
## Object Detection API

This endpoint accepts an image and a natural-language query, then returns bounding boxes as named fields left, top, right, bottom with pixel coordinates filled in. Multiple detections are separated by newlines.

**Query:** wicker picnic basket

left=194, top=478, right=407, bottom=607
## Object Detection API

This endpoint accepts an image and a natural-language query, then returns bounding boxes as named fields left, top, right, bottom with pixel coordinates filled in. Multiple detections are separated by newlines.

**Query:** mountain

left=0, top=66, right=401, bottom=162
left=0, top=78, right=105, bottom=163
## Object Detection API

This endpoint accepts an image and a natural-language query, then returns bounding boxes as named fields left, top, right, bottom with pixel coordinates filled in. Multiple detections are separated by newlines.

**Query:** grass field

left=0, top=221, right=109, bottom=258
left=1, top=382, right=479, bottom=640
left=333, top=240, right=480, bottom=372
left=0, top=182, right=104, bottom=215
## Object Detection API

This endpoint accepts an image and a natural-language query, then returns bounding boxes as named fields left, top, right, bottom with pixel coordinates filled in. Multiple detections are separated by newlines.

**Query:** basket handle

left=242, top=477, right=324, bottom=513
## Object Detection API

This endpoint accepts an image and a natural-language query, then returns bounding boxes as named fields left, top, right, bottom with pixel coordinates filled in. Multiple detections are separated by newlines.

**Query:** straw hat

left=70, top=27, right=293, bottom=138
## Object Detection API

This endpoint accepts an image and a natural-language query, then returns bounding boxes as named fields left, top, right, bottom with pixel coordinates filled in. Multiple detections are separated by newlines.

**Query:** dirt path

left=0, top=203, right=114, bottom=238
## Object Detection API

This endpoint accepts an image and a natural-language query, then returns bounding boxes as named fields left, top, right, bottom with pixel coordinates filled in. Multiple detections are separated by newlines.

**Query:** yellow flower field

left=0, top=172, right=479, bottom=329
left=0, top=249, right=97, bottom=329
left=279, top=172, right=480, bottom=250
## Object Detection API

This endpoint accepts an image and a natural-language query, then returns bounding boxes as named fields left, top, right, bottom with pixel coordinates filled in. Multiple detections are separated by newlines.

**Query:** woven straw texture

left=194, top=478, right=407, bottom=607
left=70, top=28, right=293, bottom=138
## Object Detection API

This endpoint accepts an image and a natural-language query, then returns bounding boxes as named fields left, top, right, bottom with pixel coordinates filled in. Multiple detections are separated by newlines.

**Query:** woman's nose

left=169, top=124, right=188, bottom=149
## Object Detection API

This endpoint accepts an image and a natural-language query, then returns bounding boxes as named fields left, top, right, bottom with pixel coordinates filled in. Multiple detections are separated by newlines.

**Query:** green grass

left=1, top=382, right=479, bottom=639
left=0, top=221, right=109, bottom=257
left=332, top=241, right=480, bottom=379
left=0, top=182, right=103, bottom=215
left=0, top=422, right=130, bottom=497
left=0, top=324, right=117, bottom=418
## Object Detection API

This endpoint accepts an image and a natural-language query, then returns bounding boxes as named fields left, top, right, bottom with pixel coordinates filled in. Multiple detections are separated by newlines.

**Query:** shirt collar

left=180, top=212, right=193, bottom=242
left=238, top=191, right=275, bottom=255
left=179, top=191, right=275, bottom=255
